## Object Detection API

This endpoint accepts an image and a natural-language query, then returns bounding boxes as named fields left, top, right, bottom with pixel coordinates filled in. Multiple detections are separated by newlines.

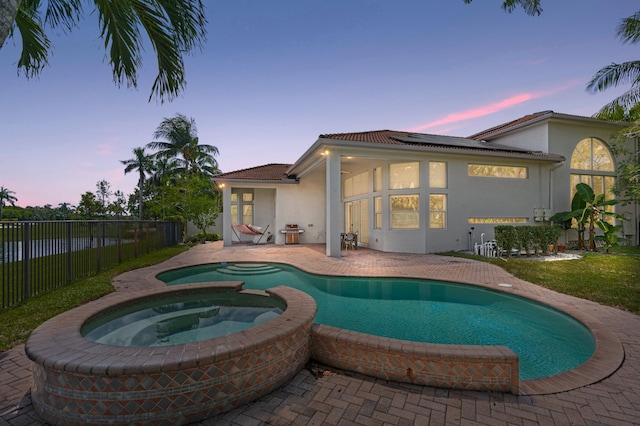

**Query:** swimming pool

left=158, top=262, right=595, bottom=381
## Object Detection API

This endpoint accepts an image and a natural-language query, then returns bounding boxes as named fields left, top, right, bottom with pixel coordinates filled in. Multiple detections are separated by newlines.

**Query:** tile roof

left=468, top=111, right=553, bottom=140
left=320, top=129, right=562, bottom=160
left=213, top=163, right=295, bottom=181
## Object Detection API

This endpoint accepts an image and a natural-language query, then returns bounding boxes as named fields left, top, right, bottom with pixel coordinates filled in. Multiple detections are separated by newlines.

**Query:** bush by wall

left=494, top=225, right=562, bottom=257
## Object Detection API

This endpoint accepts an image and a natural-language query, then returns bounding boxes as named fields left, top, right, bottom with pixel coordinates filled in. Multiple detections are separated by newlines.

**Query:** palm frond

left=13, top=0, right=50, bottom=78
left=156, top=0, right=207, bottom=52
left=501, top=0, right=542, bottom=16
left=44, top=0, right=83, bottom=31
left=94, top=0, right=143, bottom=90
left=128, top=0, right=184, bottom=103
left=462, top=0, right=541, bottom=16
left=594, top=86, right=640, bottom=117
left=617, top=10, right=640, bottom=45
left=586, top=61, right=640, bottom=93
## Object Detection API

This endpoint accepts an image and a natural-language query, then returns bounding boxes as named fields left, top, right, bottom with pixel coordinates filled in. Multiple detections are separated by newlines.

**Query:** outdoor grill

left=280, top=224, right=304, bottom=244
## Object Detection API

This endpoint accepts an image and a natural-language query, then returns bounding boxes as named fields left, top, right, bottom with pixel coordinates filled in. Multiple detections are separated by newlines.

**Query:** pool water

left=158, top=263, right=595, bottom=380
left=82, top=292, right=284, bottom=346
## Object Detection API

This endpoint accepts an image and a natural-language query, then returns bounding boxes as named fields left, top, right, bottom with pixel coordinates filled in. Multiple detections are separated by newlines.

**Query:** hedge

left=494, top=225, right=562, bottom=257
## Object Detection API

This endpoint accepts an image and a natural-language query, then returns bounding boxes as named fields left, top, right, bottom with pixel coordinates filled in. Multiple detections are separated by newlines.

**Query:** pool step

left=217, top=263, right=281, bottom=276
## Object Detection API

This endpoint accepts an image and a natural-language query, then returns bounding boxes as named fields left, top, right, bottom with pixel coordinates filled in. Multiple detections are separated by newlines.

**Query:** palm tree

left=0, top=0, right=207, bottom=102
left=587, top=10, right=640, bottom=117
left=0, top=186, right=18, bottom=220
left=146, top=114, right=219, bottom=176
left=149, top=156, right=179, bottom=187
left=121, top=147, right=154, bottom=219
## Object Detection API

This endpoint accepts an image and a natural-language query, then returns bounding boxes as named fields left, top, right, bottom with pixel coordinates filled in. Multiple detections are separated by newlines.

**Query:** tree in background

left=0, top=0, right=207, bottom=102
left=162, top=174, right=221, bottom=241
left=95, top=179, right=112, bottom=218
left=76, top=192, right=101, bottom=220
left=146, top=114, right=219, bottom=177
left=56, top=202, right=74, bottom=220
left=109, top=190, right=127, bottom=219
left=586, top=11, right=640, bottom=205
left=121, top=147, right=154, bottom=219
left=0, top=186, right=18, bottom=220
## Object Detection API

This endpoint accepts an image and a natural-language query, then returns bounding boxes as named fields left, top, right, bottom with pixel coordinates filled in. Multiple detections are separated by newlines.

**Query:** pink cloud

left=408, top=94, right=533, bottom=132
left=408, top=80, right=582, bottom=133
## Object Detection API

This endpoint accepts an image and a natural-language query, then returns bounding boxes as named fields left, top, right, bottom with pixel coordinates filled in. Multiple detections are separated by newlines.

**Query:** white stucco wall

left=486, top=124, right=549, bottom=153
left=274, top=168, right=326, bottom=245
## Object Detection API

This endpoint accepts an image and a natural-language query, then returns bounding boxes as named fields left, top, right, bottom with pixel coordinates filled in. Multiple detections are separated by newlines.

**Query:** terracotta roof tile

left=319, top=129, right=561, bottom=160
left=213, top=163, right=294, bottom=181
left=320, top=130, right=408, bottom=145
left=468, top=111, right=553, bottom=140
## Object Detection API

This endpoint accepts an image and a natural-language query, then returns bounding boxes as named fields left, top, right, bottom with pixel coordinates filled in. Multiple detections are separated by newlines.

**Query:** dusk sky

left=1, top=1, right=638, bottom=208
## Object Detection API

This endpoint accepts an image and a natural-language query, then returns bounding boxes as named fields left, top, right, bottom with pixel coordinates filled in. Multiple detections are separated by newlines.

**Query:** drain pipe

left=548, top=161, right=565, bottom=214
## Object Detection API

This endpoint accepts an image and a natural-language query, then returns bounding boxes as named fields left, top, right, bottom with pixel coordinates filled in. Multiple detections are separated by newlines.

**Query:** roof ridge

left=468, top=111, right=553, bottom=140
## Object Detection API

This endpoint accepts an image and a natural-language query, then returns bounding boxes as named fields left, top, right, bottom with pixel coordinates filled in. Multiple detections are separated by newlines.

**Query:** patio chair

left=343, top=232, right=356, bottom=250
left=231, top=224, right=270, bottom=244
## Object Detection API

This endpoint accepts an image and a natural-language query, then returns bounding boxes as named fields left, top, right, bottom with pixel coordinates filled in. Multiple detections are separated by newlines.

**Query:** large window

left=231, top=191, right=253, bottom=225
left=570, top=138, right=614, bottom=172
left=390, top=195, right=419, bottom=229
left=468, top=217, right=527, bottom=224
left=344, top=171, right=369, bottom=197
left=429, top=194, right=447, bottom=229
left=373, top=167, right=382, bottom=192
left=374, top=196, right=382, bottom=229
left=570, top=138, right=616, bottom=223
left=468, top=164, right=527, bottom=178
left=390, top=162, right=419, bottom=189
left=429, top=162, right=447, bottom=188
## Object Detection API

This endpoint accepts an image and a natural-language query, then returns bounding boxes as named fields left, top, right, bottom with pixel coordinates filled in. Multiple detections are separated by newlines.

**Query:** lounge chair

left=231, top=224, right=270, bottom=244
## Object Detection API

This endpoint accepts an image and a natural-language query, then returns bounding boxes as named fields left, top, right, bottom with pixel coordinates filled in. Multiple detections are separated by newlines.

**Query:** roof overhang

left=287, top=136, right=564, bottom=177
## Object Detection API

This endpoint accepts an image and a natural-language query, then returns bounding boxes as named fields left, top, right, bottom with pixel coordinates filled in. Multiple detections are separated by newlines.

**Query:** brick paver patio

left=1, top=242, right=639, bottom=425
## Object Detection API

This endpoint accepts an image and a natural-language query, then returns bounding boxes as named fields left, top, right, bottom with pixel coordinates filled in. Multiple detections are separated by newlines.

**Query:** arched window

left=569, top=137, right=616, bottom=221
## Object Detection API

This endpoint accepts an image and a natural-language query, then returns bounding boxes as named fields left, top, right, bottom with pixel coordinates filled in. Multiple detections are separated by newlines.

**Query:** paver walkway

left=2, top=242, right=639, bottom=425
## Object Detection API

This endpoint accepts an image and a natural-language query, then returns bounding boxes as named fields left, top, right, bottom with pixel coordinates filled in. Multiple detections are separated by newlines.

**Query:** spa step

left=217, top=264, right=281, bottom=275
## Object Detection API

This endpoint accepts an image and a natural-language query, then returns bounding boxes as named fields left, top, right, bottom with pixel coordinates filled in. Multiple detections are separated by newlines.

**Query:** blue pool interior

left=157, top=262, right=595, bottom=381
left=82, top=291, right=284, bottom=347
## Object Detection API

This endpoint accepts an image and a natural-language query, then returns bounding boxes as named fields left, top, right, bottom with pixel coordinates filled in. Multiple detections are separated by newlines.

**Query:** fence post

left=117, top=221, right=122, bottom=264
left=96, top=221, right=102, bottom=273
left=66, top=222, right=73, bottom=283
left=22, top=223, right=31, bottom=299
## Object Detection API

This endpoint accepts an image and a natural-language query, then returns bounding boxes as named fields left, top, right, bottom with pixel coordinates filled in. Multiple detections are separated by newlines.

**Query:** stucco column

left=326, top=151, right=341, bottom=257
left=221, top=184, right=233, bottom=247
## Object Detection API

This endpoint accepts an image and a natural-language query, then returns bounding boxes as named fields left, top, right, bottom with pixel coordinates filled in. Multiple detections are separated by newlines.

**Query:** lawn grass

left=445, top=246, right=640, bottom=315
left=0, top=245, right=188, bottom=351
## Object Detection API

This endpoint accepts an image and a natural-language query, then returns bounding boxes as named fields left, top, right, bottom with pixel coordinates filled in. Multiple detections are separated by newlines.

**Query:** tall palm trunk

left=0, top=0, right=20, bottom=49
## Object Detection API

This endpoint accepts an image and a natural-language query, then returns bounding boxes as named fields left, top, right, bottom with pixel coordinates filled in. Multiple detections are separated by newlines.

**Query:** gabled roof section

left=468, top=110, right=628, bottom=141
left=212, top=163, right=296, bottom=182
left=468, top=111, right=553, bottom=140
left=317, top=129, right=563, bottom=161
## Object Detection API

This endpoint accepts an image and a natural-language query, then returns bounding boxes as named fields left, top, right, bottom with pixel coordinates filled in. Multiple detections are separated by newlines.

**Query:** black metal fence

left=0, top=220, right=182, bottom=310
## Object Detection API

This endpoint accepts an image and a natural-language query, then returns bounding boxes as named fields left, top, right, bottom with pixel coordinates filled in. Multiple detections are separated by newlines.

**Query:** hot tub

left=25, top=282, right=317, bottom=426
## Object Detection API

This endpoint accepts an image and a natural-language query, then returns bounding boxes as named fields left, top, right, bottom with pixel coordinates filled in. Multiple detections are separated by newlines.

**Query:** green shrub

left=495, top=225, right=562, bottom=256
left=188, top=232, right=220, bottom=244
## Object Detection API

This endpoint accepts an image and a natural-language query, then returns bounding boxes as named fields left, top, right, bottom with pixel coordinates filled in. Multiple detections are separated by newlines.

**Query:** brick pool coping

left=136, top=253, right=624, bottom=397
left=25, top=283, right=317, bottom=425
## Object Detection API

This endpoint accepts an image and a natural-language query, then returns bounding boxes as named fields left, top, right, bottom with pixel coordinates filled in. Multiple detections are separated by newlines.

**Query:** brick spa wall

left=311, top=324, right=519, bottom=394
left=25, top=283, right=317, bottom=426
